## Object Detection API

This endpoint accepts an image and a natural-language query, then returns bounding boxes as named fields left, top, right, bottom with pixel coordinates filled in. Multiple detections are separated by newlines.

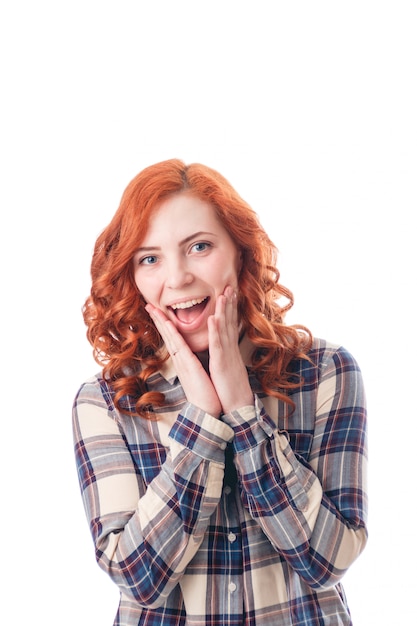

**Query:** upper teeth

left=171, top=297, right=207, bottom=310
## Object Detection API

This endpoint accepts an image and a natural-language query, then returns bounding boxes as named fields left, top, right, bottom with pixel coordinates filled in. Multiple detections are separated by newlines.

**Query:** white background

left=1, top=2, right=415, bottom=624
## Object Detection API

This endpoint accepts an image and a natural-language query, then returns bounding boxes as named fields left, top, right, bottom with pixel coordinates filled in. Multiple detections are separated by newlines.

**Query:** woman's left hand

left=208, top=286, right=254, bottom=414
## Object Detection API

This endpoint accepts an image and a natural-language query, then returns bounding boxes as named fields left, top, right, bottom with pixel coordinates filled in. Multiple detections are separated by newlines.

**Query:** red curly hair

left=83, top=159, right=312, bottom=417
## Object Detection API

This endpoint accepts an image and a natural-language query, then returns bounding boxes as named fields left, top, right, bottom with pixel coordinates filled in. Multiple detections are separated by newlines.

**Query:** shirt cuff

left=169, top=402, right=234, bottom=464
left=221, top=395, right=275, bottom=453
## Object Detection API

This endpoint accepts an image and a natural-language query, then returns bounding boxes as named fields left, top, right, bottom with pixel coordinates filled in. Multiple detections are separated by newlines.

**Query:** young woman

left=72, top=159, right=368, bottom=625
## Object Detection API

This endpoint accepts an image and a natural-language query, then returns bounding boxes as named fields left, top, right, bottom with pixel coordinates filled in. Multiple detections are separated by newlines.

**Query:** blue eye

left=192, top=242, right=210, bottom=253
left=140, top=255, right=158, bottom=265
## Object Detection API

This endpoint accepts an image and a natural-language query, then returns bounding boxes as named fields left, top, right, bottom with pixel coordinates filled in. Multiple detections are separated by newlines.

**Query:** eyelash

left=137, top=242, right=211, bottom=266
left=139, top=255, right=158, bottom=265
left=191, top=241, right=211, bottom=253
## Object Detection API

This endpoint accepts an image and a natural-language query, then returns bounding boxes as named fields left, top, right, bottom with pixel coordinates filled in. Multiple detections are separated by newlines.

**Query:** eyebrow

left=135, top=231, right=216, bottom=252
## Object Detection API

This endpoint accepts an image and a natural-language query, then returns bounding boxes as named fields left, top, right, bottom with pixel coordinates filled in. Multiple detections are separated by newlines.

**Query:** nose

left=165, top=258, right=194, bottom=289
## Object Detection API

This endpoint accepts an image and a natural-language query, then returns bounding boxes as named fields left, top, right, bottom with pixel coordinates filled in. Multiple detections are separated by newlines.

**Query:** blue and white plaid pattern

left=73, top=337, right=368, bottom=625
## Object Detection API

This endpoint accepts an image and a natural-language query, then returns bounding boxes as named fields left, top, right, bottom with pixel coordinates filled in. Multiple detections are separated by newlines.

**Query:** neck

left=195, top=349, right=210, bottom=373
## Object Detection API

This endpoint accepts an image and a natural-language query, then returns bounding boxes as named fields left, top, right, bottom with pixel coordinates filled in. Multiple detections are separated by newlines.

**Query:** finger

left=145, top=304, right=184, bottom=356
left=207, top=313, right=221, bottom=351
left=224, top=286, right=238, bottom=329
left=216, top=287, right=238, bottom=340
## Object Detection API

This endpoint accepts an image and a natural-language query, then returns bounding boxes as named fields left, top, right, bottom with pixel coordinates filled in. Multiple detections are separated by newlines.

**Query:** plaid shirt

left=72, top=337, right=368, bottom=625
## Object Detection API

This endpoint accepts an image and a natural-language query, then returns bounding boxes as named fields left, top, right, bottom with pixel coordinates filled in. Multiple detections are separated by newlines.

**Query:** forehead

left=142, top=193, right=224, bottom=242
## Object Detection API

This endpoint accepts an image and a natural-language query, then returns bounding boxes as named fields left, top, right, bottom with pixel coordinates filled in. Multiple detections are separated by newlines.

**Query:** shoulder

left=72, top=373, right=126, bottom=441
left=73, top=372, right=116, bottom=411
left=288, top=337, right=363, bottom=393
left=307, top=338, right=366, bottom=413
left=72, top=373, right=141, bottom=431
left=310, top=337, right=362, bottom=376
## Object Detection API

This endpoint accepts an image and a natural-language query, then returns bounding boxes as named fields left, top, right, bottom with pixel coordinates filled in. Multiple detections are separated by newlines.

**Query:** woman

left=73, top=159, right=368, bottom=625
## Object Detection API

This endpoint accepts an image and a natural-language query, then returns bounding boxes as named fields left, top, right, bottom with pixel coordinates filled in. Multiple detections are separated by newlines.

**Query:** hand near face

left=145, top=303, right=223, bottom=418
left=146, top=286, right=254, bottom=417
left=208, top=286, right=254, bottom=414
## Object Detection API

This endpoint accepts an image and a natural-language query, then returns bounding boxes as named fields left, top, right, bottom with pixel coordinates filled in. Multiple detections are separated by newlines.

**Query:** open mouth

left=169, top=297, right=209, bottom=324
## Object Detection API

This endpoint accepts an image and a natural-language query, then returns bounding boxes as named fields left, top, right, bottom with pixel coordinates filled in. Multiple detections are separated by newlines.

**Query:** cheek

left=134, top=275, right=155, bottom=304
left=221, top=254, right=240, bottom=286
left=211, top=263, right=236, bottom=289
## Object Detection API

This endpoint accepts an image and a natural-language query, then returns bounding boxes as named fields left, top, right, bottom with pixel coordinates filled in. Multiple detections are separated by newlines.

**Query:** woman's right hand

left=145, top=303, right=222, bottom=418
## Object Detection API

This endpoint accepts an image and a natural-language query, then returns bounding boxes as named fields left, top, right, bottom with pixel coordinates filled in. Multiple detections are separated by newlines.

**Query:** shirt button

left=228, top=532, right=236, bottom=543
left=228, top=582, right=237, bottom=593
left=224, top=485, right=232, bottom=495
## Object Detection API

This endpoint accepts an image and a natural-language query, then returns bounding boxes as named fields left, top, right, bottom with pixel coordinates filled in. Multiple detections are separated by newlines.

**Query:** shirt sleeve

left=72, top=380, right=234, bottom=608
left=221, top=345, right=368, bottom=589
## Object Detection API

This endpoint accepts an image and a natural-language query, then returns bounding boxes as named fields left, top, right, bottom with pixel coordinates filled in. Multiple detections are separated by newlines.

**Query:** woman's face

left=133, top=192, right=241, bottom=353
